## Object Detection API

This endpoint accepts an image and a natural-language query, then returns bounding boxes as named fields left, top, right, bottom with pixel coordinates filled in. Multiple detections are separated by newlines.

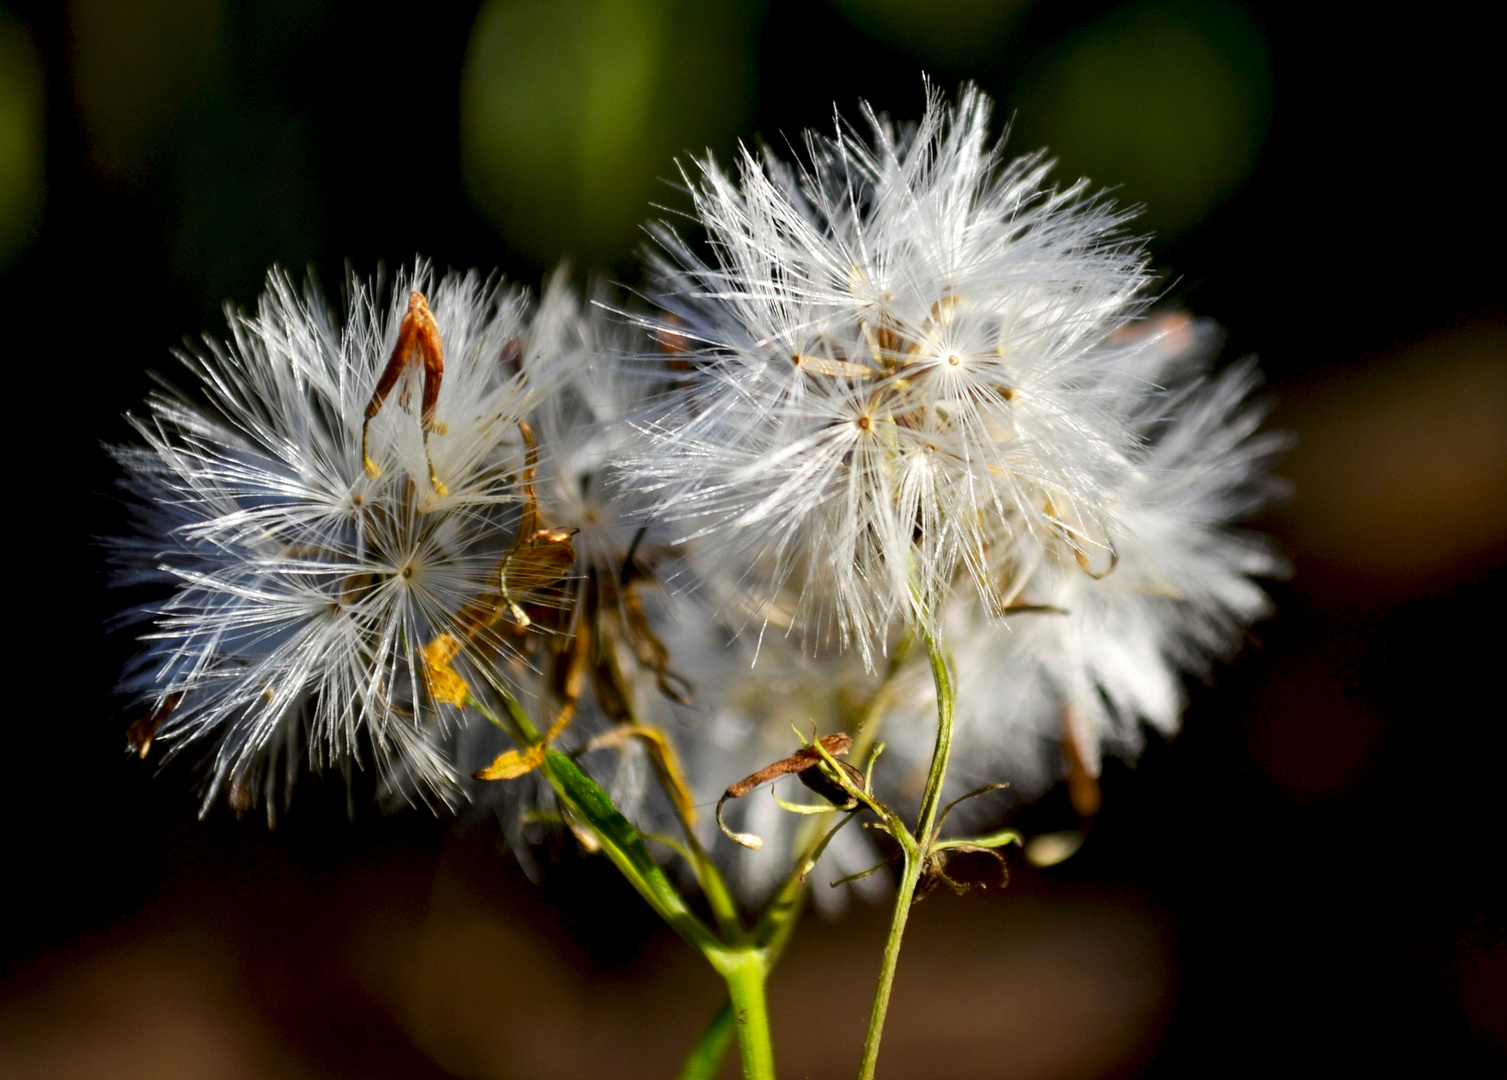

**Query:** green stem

left=856, top=631, right=954, bottom=1080
left=857, top=851, right=923, bottom=1080
left=693, top=832, right=748, bottom=944
left=474, top=692, right=775, bottom=1075
left=714, top=949, right=777, bottom=1080
left=914, top=632, right=956, bottom=844
left=682, top=812, right=861, bottom=1080
left=848, top=631, right=914, bottom=764
left=785, top=638, right=912, bottom=896
left=469, top=693, right=724, bottom=956
left=678, top=1001, right=738, bottom=1080
left=613, top=690, right=748, bottom=946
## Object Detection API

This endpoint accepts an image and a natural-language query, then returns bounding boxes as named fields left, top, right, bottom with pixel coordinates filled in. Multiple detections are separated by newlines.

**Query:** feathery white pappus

left=631, top=83, right=1155, bottom=663
left=110, top=265, right=559, bottom=817
left=885, top=314, right=1290, bottom=812
left=431, top=273, right=697, bottom=826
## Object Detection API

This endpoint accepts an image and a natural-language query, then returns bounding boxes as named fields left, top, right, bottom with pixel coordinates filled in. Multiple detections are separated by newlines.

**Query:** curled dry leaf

left=716, top=733, right=863, bottom=849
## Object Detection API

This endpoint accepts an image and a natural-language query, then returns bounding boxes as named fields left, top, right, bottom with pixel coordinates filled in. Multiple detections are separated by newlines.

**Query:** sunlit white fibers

left=632, top=83, right=1155, bottom=661
left=111, top=265, right=562, bottom=815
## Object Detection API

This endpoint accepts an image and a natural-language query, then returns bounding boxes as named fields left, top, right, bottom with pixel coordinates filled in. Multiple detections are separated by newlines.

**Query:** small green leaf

left=829, top=856, right=893, bottom=888
left=676, top=1001, right=737, bottom=1080
left=541, top=749, right=723, bottom=955
left=935, top=828, right=1023, bottom=852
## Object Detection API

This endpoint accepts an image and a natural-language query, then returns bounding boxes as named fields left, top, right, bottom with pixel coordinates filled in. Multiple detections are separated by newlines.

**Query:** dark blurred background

left=2, top=1, right=1503, bottom=1076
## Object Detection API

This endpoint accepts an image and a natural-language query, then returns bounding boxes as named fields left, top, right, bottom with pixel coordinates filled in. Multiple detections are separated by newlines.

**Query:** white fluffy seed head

left=524, top=270, right=667, bottom=603
left=630, top=83, right=1156, bottom=663
left=886, top=314, right=1290, bottom=810
left=104, top=83, right=1288, bottom=889
left=410, top=274, right=704, bottom=841
left=111, top=264, right=561, bottom=816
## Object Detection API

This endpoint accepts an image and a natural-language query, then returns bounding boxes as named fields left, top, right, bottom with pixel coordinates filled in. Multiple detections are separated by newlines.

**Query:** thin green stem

left=611, top=689, right=748, bottom=945
left=692, top=831, right=748, bottom=944
left=469, top=692, right=726, bottom=956
left=914, top=632, right=956, bottom=844
left=475, top=690, right=774, bottom=1074
left=785, top=638, right=910, bottom=892
left=754, top=810, right=859, bottom=951
left=699, top=644, right=909, bottom=1080
left=857, top=851, right=923, bottom=1080
left=681, top=630, right=915, bottom=1080
left=469, top=689, right=538, bottom=743
left=618, top=701, right=749, bottom=945
left=677, top=1002, right=738, bottom=1080
left=856, top=630, right=954, bottom=1080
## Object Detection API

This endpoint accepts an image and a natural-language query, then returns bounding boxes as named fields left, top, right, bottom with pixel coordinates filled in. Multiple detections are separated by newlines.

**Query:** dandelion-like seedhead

left=522, top=273, right=677, bottom=629
left=884, top=315, right=1290, bottom=813
left=96, top=84, right=1291, bottom=1080
left=627, top=85, right=1287, bottom=841
left=633, top=84, right=1154, bottom=662
left=399, top=275, right=704, bottom=841
left=106, top=83, right=1286, bottom=927
left=112, top=265, right=558, bottom=816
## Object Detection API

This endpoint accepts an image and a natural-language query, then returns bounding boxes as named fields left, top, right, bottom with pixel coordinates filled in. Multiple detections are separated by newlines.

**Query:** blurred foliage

left=67, top=0, right=224, bottom=184
left=824, top=0, right=1032, bottom=67
left=168, top=102, right=324, bottom=315
left=66, top=0, right=329, bottom=312
left=1012, top=0, right=1271, bottom=234
left=43, top=0, right=1280, bottom=305
left=0, top=11, right=42, bottom=267
left=461, top=0, right=763, bottom=269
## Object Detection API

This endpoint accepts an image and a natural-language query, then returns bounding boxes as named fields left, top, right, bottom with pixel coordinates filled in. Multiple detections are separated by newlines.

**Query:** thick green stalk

left=856, top=631, right=954, bottom=1080
left=682, top=811, right=863, bottom=1080
left=714, top=949, right=777, bottom=1080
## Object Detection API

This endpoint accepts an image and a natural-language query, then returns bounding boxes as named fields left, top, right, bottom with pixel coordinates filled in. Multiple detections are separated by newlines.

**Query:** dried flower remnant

left=408, top=276, right=700, bottom=830
left=110, top=266, right=562, bottom=814
left=362, top=290, right=448, bottom=495
left=716, top=732, right=863, bottom=849
left=658, top=613, right=894, bottom=906
left=413, top=420, right=580, bottom=781
left=125, top=692, right=181, bottom=759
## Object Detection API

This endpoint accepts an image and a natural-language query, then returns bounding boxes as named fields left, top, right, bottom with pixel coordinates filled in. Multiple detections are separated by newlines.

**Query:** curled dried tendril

left=716, top=733, right=862, bottom=850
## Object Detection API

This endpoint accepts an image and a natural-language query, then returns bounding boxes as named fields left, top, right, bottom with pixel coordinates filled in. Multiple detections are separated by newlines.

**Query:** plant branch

left=856, top=630, right=954, bottom=1080
left=677, top=1001, right=738, bottom=1080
